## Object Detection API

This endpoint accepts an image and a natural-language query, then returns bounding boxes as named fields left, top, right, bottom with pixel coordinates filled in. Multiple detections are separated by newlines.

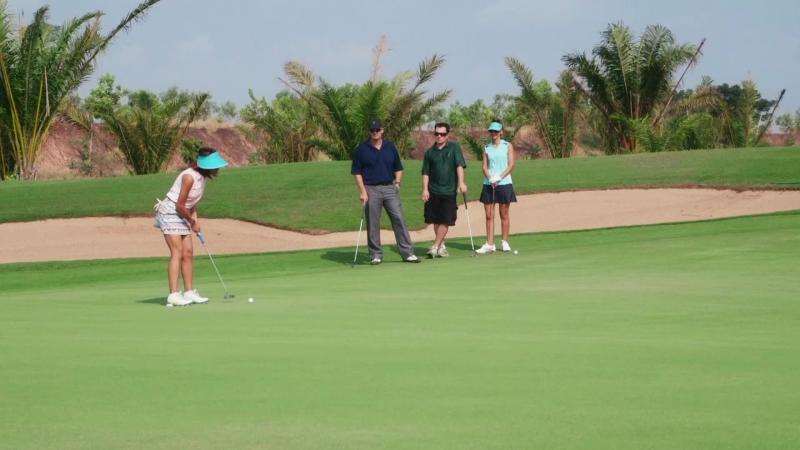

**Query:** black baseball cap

left=368, top=119, right=383, bottom=130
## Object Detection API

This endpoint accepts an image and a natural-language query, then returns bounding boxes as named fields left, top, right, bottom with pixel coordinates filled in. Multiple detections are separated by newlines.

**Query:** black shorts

left=479, top=184, right=517, bottom=204
left=424, top=193, right=457, bottom=225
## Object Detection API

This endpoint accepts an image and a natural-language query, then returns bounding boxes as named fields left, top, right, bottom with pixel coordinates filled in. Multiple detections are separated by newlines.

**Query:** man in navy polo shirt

left=351, top=119, right=420, bottom=265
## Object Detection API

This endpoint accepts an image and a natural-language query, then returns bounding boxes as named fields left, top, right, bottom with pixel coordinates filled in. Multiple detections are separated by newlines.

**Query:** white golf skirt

left=153, top=198, right=191, bottom=235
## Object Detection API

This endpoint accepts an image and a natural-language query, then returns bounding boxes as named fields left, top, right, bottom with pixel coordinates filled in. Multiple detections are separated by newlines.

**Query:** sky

left=6, top=0, right=800, bottom=114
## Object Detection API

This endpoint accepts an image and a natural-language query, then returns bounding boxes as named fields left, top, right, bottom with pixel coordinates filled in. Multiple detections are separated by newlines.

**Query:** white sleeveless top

left=165, top=168, right=206, bottom=209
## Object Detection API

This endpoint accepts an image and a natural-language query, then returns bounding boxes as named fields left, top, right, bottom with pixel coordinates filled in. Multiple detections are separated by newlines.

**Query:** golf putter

left=352, top=205, right=366, bottom=267
left=492, top=184, right=497, bottom=250
left=197, top=232, right=235, bottom=300
left=461, top=192, right=476, bottom=255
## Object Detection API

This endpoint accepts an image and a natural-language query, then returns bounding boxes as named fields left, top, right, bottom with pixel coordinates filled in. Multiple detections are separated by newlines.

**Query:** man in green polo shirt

left=422, top=122, right=467, bottom=258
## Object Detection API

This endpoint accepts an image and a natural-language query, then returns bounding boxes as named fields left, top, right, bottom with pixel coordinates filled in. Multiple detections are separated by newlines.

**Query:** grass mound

left=1, top=146, right=798, bottom=231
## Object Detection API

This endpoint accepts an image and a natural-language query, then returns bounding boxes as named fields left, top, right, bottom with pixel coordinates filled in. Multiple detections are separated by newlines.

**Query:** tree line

left=0, top=3, right=786, bottom=180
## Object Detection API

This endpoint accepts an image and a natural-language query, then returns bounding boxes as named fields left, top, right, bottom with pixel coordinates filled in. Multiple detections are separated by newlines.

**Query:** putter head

left=224, top=293, right=235, bottom=300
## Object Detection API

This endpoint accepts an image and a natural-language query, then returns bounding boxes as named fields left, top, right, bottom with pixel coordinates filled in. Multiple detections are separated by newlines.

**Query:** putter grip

left=197, top=232, right=206, bottom=244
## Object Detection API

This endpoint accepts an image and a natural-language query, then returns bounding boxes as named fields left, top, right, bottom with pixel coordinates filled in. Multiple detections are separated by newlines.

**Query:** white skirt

left=153, top=198, right=191, bottom=235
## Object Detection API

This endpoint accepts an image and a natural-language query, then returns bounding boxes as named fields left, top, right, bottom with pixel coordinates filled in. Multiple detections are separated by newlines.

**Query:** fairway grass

left=2, top=213, right=799, bottom=449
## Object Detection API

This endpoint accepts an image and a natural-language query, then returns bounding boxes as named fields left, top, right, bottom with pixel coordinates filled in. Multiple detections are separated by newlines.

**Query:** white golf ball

left=166, top=303, right=174, bottom=308
left=248, top=297, right=254, bottom=303
left=514, top=250, right=519, bottom=255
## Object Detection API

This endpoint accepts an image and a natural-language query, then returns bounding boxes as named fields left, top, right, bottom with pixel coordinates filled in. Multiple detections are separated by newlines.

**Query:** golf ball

left=514, top=250, right=519, bottom=255
left=248, top=297, right=254, bottom=303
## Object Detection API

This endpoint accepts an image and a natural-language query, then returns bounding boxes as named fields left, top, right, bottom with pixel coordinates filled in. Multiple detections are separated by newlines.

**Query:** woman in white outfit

left=476, top=120, right=517, bottom=254
left=154, top=147, right=228, bottom=306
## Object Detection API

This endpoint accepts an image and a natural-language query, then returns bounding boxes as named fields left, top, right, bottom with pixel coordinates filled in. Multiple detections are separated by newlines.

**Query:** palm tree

left=0, top=0, right=160, bottom=180
left=283, top=54, right=450, bottom=160
left=506, top=57, right=579, bottom=158
left=90, top=84, right=209, bottom=175
left=637, top=78, right=781, bottom=151
left=382, top=55, right=451, bottom=155
left=563, top=22, right=700, bottom=152
left=303, top=80, right=364, bottom=161
left=240, top=89, right=319, bottom=164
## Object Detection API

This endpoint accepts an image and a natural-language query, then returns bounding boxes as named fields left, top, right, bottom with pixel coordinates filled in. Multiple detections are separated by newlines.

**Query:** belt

left=367, top=181, right=395, bottom=186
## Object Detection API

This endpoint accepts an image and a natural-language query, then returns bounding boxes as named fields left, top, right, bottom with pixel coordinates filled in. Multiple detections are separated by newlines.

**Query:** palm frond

left=99, top=0, right=159, bottom=48
left=460, top=134, right=485, bottom=159
left=390, top=70, right=413, bottom=93
left=74, top=0, right=161, bottom=92
left=403, top=89, right=450, bottom=131
left=353, top=80, right=389, bottom=132
left=59, top=95, right=92, bottom=131
left=595, top=22, right=636, bottom=116
left=413, top=54, right=446, bottom=89
left=283, top=60, right=316, bottom=92
left=313, top=81, right=358, bottom=160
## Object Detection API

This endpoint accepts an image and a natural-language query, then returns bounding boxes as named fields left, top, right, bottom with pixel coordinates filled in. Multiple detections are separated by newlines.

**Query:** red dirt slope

left=34, top=119, right=263, bottom=179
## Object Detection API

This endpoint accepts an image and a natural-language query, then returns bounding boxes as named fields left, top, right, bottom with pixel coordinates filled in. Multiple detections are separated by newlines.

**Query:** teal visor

left=197, top=152, right=229, bottom=169
left=487, top=122, right=503, bottom=132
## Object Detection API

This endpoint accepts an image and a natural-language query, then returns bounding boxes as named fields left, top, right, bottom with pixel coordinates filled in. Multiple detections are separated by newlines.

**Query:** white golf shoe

left=426, top=245, right=439, bottom=258
left=501, top=240, right=512, bottom=252
left=183, top=289, right=209, bottom=304
left=166, top=292, right=192, bottom=307
left=437, top=245, right=449, bottom=257
left=475, top=243, right=496, bottom=254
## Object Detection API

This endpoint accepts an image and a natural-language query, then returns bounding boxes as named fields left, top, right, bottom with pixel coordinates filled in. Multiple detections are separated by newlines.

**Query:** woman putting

left=476, top=120, right=517, bottom=254
left=154, top=147, right=228, bottom=306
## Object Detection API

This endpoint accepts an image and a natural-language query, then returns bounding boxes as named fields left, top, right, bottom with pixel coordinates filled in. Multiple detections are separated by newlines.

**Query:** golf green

left=1, top=213, right=798, bottom=449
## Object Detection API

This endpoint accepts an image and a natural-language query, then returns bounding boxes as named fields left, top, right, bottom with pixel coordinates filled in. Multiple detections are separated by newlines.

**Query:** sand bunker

left=2, top=188, right=799, bottom=264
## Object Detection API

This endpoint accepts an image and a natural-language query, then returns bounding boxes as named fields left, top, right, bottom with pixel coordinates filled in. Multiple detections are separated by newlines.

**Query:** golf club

left=492, top=184, right=497, bottom=251
left=196, top=232, right=234, bottom=300
left=352, top=204, right=365, bottom=267
left=461, top=192, right=476, bottom=255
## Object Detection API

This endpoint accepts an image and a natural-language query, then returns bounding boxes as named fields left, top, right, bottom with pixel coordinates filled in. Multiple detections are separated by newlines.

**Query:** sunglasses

left=433, top=132, right=448, bottom=137
left=369, top=128, right=382, bottom=133
left=488, top=130, right=500, bottom=134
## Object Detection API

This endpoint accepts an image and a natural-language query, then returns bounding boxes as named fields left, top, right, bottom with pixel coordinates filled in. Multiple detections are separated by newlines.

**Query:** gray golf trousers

left=364, top=184, right=414, bottom=259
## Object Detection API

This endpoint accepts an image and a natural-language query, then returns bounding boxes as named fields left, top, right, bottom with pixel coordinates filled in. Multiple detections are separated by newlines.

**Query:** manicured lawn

left=1, top=146, right=798, bottom=231
left=2, top=213, right=798, bottom=449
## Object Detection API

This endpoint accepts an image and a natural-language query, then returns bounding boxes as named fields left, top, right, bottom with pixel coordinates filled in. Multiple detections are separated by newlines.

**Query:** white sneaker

left=167, top=292, right=192, bottom=306
left=404, top=255, right=421, bottom=263
left=370, top=257, right=382, bottom=265
left=183, top=289, right=209, bottom=304
left=501, top=240, right=512, bottom=252
left=475, top=243, right=496, bottom=254
left=437, top=245, right=449, bottom=257
left=426, top=245, right=439, bottom=258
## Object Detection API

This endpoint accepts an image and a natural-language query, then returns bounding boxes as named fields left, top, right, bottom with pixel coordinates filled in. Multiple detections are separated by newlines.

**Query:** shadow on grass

left=321, top=245, right=431, bottom=267
left=321, top=250, right=354, bottom=266
left=443, top=241, right=476, bottom=252
left=137, top=297, right=165, bottom=306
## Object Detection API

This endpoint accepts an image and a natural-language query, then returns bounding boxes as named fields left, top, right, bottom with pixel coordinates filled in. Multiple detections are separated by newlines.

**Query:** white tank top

left=165, top=168, right=206, bottom=209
